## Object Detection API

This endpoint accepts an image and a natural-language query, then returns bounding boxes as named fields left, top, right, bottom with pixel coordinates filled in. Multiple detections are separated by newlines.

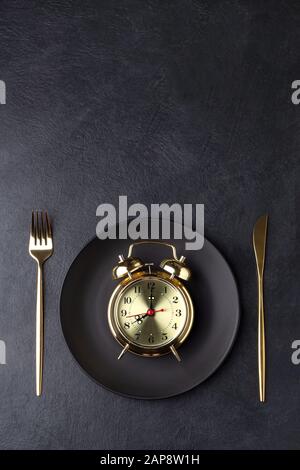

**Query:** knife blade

left=253, top=215, right=268, bottom=275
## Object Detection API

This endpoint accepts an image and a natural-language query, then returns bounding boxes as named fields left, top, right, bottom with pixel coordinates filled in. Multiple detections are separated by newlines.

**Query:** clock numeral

left=172, top=296, right=179, bottom=303
left=124, top=296, right=132, bottom=304
left=148, top=335, right=155, bottom=344
left=135, top=333, right=141, bottom=340
left=120, top=309, right=127, bottom=317
left=163, top=286, right=168, bottom=294
left=175, top=309, right=182, bottom=317
left=161, top=332, right=168, bottom=341
left=134, top=286, right=141, bottom=293
left=147, top=282, right=155, bottom=289
left=124, top=322, right=130, bottom=329
left=172, top=323, right=178, bottom=330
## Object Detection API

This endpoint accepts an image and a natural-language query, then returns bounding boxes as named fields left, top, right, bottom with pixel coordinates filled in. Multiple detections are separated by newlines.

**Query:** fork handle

left=258, top=275, right=265, bottom=402
left=36, top=262, right=44, bottom=396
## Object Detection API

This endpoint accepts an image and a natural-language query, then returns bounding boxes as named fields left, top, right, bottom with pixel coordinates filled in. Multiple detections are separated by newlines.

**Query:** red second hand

left=126, top=308, right=166, bottom=318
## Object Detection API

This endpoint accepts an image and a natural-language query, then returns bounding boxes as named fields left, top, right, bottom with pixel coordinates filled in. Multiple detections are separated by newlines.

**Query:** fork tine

left=35, top=211, right=41, bottom=244
left=45, top=212, right=52, bottom=239
left=41, top=212, right=46, bottom=244
left=31, top=211, right=36, bottom=242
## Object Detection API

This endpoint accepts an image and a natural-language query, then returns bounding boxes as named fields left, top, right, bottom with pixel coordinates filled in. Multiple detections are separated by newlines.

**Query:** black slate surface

left=0, top=0, right=299, bottom=450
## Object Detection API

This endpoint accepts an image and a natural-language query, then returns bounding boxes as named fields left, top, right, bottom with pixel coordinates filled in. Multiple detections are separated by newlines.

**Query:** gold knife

left=253, top=214, right=268, bottom=402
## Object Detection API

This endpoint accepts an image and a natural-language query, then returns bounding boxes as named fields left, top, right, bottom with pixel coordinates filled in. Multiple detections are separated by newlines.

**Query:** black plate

left=60, top=234, right=240, bottom=399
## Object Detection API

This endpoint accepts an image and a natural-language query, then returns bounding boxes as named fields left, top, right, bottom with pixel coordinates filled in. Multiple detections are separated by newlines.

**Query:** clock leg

left=170, top=345, right=181, bottom=362
left=118, top=343, right=129, bottom=360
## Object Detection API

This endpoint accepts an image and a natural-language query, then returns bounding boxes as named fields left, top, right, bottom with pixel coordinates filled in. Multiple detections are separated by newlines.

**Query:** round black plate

left=60, top=235, right=240, bottom=399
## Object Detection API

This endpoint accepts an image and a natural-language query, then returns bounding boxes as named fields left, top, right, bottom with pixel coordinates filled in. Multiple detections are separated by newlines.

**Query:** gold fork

left=29, top=211, right=53, bottom=396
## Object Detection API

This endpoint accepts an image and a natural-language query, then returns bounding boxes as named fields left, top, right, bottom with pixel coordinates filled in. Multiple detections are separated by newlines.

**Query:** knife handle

left=258, top=275, right=265, bottom=402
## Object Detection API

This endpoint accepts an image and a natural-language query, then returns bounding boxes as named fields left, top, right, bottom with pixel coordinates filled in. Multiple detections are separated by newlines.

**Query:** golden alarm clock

left=107, top=241, right=194, bottom=362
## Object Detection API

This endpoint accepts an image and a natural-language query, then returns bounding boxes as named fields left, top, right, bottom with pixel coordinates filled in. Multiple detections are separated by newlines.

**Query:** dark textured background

left=0, top=0, right=299, bottom=450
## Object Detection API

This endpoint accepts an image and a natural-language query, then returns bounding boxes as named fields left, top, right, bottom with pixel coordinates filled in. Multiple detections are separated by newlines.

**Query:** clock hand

left=149, top=285, right=154, bottom=310
left=127, top=313, right=148, bottom=319
left=130, top=308, right=166, bottom=324
left=127, top=308, right=166, bottom=318
left=131, top=314, right=147, bottom=324
left=146, top=308, right=166, bottom=316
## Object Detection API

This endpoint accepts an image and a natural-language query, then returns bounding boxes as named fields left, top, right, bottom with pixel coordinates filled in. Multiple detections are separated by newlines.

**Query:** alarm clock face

left=108, top=272, right=194, bottom=356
